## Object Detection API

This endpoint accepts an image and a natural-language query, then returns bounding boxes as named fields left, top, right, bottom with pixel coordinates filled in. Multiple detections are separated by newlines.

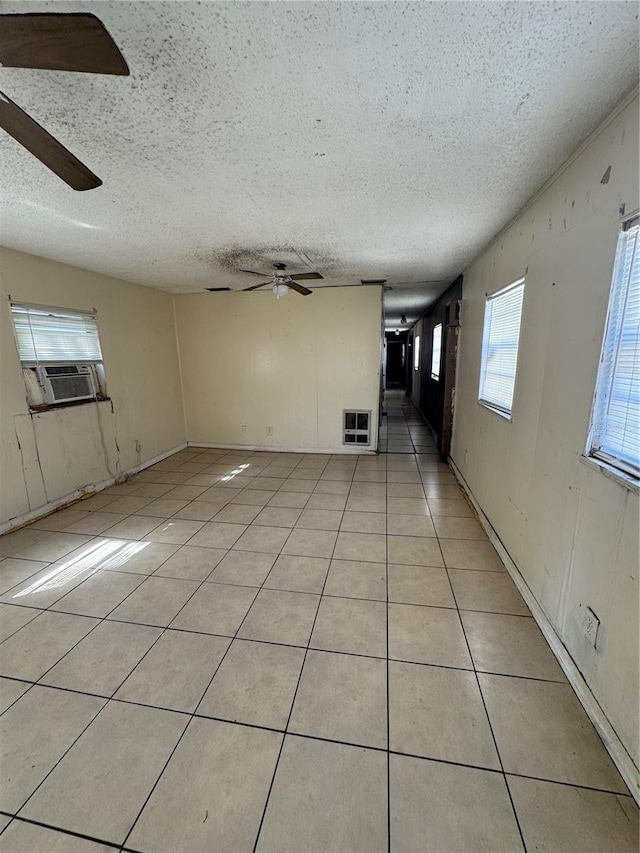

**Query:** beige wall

left=0, top=248, right=186, bottom=527
left=175, top=287, right=382, bottom=451
left=451, top=94, right=639, bottom=769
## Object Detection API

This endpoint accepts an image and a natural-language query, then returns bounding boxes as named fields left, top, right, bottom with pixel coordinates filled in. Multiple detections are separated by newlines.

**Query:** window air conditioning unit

left=36, top=364, right=97, bottom=405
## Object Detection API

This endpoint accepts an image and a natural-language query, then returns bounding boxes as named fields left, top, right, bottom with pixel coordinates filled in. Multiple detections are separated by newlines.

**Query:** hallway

left=0, top=423, right=637, bottom=851
left=379, top=389, right=437, bottom=454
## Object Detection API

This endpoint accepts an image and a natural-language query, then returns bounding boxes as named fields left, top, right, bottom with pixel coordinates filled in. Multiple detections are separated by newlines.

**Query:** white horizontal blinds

left=11, top=303, right=102, bottom=363
left=431, top=323, right=442, bottom=379
left=591, top=218, right=640, bottom=475
left=479, top=279, right=525, bottom=415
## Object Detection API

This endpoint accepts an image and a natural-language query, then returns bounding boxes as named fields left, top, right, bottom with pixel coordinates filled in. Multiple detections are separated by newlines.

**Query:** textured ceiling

left=0, top=1, right=638, bottom=327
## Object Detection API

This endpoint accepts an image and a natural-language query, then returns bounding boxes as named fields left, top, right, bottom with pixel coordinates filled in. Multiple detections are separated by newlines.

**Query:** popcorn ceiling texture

left=0, top=0, right=637, bottom=326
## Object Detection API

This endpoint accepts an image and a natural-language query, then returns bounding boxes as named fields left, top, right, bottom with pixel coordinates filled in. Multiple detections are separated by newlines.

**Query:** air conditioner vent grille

left=48, top=374, right=94, bottom=401
left=343, top=410, right=371, bottom=446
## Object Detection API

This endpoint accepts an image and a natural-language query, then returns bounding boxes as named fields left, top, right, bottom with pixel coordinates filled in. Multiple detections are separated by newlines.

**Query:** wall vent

left=205, top=287, right=232, bottom=292
left=343, top=410, right=371, bottom=446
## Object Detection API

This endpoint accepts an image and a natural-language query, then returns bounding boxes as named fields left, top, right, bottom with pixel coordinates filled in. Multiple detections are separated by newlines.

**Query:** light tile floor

left=0, top=393, right=637, bottom=851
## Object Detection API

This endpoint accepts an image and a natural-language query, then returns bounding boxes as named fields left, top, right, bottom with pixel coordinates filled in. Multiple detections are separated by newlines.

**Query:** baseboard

left=187, top=442, right=377, bottom=455
left=0, top=442, right=188, bottom=536
left=448, top=456, right=640, bottom=805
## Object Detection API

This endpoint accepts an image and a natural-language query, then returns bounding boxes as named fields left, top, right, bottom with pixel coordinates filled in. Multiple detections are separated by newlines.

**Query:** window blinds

left=11, top=303, right=103, bottom=363
left=431, top=324, right=442, bottom=380
left=478, top=279, right=525, bottom=415
left=589, top=218, right=639, bottom=476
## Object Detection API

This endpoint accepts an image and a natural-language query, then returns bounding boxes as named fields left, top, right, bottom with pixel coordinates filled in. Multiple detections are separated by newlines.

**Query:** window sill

left=579, top=454, right=639, bottom=494
left=29, top=397, right=111, bottom=414
left=478, top=400, right=512, bottom=421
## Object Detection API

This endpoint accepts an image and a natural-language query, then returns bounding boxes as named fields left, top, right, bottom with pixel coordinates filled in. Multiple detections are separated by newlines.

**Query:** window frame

left=431, top=323, right=443, bottom=381
left=478, top=277, right=526, bottom=421
left=585, top=213, right=639, bottom=484
left=9, top=301, right=108, bottom=411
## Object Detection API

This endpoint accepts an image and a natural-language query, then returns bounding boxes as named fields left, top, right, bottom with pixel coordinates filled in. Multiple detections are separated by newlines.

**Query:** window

left=10, top=302, right=107, bottom=409
left=431, top=323, right=442, bottom=380
left=414, top=336, right=420, bottom=371
left=478, top=278, right=525, bottom=418
left=586, top=215, right=639, bottom=479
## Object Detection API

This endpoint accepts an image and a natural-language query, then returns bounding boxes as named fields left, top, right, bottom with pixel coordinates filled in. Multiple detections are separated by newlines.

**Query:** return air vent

left=205, top=287, right=232, bottom=292
left=343, top=410, right=371, bottom=446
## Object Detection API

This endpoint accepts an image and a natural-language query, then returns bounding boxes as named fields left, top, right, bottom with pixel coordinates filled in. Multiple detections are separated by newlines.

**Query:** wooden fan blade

left=242, top=282, right=272, bottom=291
left=289, top=272, right=323, bottom=281
left=287, top=280, right=312, bottom=296
left=239, top=269, right=269, bottom=277
left=0, top=13, right=129, bottom=75
left=0, top=91, right=102, bottom=191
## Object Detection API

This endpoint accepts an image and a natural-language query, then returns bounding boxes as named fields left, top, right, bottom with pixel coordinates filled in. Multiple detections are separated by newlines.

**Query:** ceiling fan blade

left=286, top=280, right=313, bottom=296
left=289, top=272, right=323, bottom=281
left=0, top=91, right=101, bottom=191
left=0, top=13, right=129, bottom=75
left=239, top=268, right=269, bottom=277
left=242, top=282, right=272, bottom=291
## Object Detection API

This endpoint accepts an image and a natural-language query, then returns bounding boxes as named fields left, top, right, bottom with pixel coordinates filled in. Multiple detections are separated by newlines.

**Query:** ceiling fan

left=0, top=13, right=129, bottom=190
left=240, top=263, right=323, bottom=297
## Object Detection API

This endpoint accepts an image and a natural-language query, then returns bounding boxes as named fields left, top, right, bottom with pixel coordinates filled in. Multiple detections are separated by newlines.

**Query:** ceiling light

left=395, top=329, right=400, bottom=336
left=273, top=283, right=290, bottom=299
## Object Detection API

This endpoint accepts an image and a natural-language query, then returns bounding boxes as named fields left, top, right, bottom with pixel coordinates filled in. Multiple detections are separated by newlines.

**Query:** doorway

left=384, top=331, right=408, bottom=389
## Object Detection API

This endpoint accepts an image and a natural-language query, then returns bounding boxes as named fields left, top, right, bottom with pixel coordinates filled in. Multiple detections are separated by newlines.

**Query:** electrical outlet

left=581, top=605, right=600, bottom=648
left=266, top=426, right=273, bottom=436
left=241, top=424, right=248, bottom=434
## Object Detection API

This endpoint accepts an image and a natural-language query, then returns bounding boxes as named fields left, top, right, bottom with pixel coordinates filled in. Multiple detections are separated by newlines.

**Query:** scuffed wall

left=0, top=248, right=186, bottom=526
left=452, top=95, right=639, bottom=769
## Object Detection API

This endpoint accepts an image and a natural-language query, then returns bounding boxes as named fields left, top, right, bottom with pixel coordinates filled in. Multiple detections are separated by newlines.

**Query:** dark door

left=440, top=299, right=460, bottom=459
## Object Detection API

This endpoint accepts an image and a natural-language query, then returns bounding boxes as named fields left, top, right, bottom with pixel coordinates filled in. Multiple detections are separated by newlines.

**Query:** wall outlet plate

left=266, top=426, right=273, bottom=435
left=582, top=605, right=600, bottom=648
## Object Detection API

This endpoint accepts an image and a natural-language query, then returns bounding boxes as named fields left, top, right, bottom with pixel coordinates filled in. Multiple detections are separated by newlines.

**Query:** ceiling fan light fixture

left=273, top=283, right=290, bottom=299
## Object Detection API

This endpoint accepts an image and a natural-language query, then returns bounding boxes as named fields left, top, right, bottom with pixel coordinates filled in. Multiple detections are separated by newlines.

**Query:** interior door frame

left=440, top=298, right=460, bottom=459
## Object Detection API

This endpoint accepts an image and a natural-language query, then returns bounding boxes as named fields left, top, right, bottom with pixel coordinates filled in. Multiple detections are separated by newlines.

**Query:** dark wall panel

left=416, top=275, right=463, bottom=450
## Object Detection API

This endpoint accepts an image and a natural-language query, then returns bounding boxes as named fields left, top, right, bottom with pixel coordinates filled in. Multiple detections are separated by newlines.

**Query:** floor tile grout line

left=448, top=560, right=529, bottom=852
left=385, top=474, right=391, bottom=853
left=0, top=813, right=124, bottom=850
left=0, top=711, right=634, bottom=815
left=1, top=555, right=510, bottom=616
left=121, top=461, right=351, bottom=851
left=119, top=501, right=314, bottom=850
left=1, top=642, right=572, bottom=719
left=6, top=523, right=231, bottom=817
left=6, top=519, right=273, bottom=839
left=2, top=442, right=630, bottom=846
left=26, top=531, right=224, bottom=700
left=250, top=468, right=351, bottom=853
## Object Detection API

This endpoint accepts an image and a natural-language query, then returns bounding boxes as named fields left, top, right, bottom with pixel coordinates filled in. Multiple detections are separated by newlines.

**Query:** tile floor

left=0, top=393, right=637, bottom=851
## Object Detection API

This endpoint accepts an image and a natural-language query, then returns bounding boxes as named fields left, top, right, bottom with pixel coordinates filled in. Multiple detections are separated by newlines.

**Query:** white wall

left=0, top=248, right=186, bottom=526
left=452, top=94, right=639, bottom=771
left=175, top=287, right=382, bottom=452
